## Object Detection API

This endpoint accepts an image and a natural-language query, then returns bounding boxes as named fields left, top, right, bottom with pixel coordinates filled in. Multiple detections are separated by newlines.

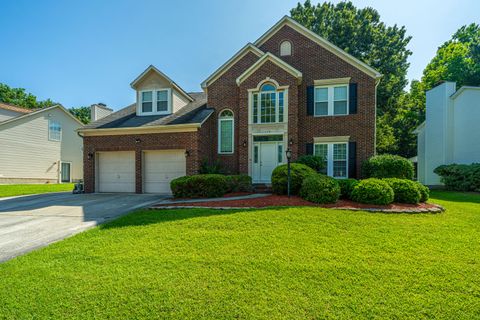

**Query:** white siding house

left=0, top=104, right=84, bottom=184
left=415, top=82, right=480, bottom=185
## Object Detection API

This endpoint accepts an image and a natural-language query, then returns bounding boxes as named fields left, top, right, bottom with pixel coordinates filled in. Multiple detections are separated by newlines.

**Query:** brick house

left=79, top=16, right=381, bottom=194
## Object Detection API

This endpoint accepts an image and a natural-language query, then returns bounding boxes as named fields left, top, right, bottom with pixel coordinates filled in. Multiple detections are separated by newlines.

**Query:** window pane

left=315, top=87, right=328, bottom=102
left=254, top=146, right=259, bottom=163
left=334, top=101, right=347, bottom=115
left=261, top=84, right=276, bottom=92
left=157, top=101, right=168, bottom=112
left=220, top=110, right=233, bottom=118
left=333, top=144, right=347, bottom=178
left=142, top=102, right=153, bottom=113
left=314, top=144, right=328, bottom=174
left=220, top=119, right=233, bottom=153
left=253, top=94, right=258, bottom=123
left=260, top=92, right=276, bottom=123
left=278, top=91, right=284, bottom=122
left=333, top=144, right=347, bottom=160
left=315, top=102, right=328, bottom=116
left=157, top=90, right=168, bottom=101
left=49, top=121, right=61, bottom=141
left=278, top=144, right=283, bottom=163
left=333, top=161, right=347, bottom=178
left=142, top=91, right=152, bottom=102
left=334, top=86, right=347, bottom=100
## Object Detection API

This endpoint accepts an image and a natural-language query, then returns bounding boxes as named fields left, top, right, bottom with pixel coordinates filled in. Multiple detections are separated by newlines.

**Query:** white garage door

left=143, top=150, right=186, bottom=194
left=97, top=151, right=135, bottom=193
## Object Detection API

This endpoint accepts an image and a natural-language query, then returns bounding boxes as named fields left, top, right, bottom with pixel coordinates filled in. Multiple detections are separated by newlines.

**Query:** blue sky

left=1, top=0, right=479, bottom=110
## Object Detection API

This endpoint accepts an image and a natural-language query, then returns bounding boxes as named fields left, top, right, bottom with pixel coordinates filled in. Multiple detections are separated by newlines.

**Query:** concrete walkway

left=0, top=192, right=163, bottom=262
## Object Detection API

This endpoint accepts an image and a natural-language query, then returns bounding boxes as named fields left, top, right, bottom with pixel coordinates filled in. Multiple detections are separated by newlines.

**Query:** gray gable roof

left=83, top=92, right=212, bottom=129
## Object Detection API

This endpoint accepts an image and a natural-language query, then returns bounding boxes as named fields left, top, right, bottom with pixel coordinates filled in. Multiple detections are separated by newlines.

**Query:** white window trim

left=218, top=110, right=234, bottom=154
left=314, top=142, right=349, bottom=178
left=60, top=161, right=72, bottom=183
left=250, top=88, right=288, bottom=124
left=48, top=120, right=62, bottom=142
left=138, top=88, right=172, bottom=115
left=314, top=84, right=349, bottom=117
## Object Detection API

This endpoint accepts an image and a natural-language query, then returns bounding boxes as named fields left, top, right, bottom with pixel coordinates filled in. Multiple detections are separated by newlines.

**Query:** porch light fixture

left=185, top=150, right=190, bottom=157
left=87, top=153, right=94, bottom=160
left=289, top=138, right=294, bottom=145
left=286, top=148, right=292, bottom=197
left=242, top=140, right=247, bottom=147
left=135, top=138, right=141, bottom=144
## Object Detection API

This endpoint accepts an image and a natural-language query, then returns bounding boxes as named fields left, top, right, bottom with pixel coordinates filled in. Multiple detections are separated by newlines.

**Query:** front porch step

left=253, top=183, right=272, bottom=193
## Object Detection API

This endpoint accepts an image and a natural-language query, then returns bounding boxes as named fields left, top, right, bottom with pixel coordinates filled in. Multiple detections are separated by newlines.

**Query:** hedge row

left=434, top=163, right=480, bottom=192
left=170, top=174, right=252, bottom=198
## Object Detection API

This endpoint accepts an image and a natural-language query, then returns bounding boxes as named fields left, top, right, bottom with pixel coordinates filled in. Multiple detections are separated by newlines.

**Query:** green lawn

left=0, top=191, right=479, bottom=319
left=0, top=183, right=74, bottom=197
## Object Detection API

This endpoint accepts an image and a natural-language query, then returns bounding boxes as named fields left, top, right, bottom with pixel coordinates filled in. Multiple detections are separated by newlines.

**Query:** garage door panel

left=98, top=151, right=135, bottom=193
left=144, top=150, right=186, bottom=194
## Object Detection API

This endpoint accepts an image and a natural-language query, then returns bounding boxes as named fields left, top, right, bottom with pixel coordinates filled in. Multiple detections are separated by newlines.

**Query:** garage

left=97, top=151, right=135, bottom=193
left=143, top=150, right=186, bottom=194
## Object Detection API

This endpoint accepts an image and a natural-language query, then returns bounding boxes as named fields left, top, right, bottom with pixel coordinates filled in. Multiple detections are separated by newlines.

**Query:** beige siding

left=0, top=109, right=22, bottom=122
left=91, top=105, right=112, bottom=121
left=0, top=107, right=83, bottom=183
left=172, top=90, right=189, bottom=113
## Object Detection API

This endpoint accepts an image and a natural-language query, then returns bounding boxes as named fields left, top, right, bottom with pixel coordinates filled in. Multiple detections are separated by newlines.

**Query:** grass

left=0, top=183, right=74, bottom=197
left=0, top=191, right=479, bottom=319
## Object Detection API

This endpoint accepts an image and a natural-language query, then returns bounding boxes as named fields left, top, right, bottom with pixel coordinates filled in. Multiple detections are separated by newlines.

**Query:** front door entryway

left=252, top=136, right=284, bottom=183
left=60, top=162, right=71, bottom=183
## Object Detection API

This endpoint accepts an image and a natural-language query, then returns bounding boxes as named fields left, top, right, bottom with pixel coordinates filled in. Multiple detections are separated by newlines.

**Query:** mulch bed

left=152, top=195, right=444, bottom=213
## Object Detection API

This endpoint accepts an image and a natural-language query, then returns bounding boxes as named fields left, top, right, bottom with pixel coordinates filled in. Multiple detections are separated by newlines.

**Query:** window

left=252, top=83, right=286, bottom=124
left=280, top=40, right=292, bottom=56
left=48, top=120, right=62, bottom=141
left=314, top=142, right=348, bottom=178
left=218, top=110, right=234, bottom=154
left=314, top=85, right=348, bottom=116
left=278, top=144, right=283, bottom=163
left=140, top=89, right=171, bottom=114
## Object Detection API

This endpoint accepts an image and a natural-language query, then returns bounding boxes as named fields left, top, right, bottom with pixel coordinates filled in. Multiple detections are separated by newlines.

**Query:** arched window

left=252, top=82, right=285, bottom=124
left=218, top=109, right=234, bottom=154
left=280, top=40, right=292, bottom=56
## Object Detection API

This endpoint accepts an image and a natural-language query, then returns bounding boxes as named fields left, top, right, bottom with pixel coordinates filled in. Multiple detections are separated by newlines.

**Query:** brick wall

left=83, top=130, right=206, bottom=193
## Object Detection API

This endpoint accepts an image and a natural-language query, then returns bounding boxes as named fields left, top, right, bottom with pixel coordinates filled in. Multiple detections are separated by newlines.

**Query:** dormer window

left=139, top=89, right=171, bottom=115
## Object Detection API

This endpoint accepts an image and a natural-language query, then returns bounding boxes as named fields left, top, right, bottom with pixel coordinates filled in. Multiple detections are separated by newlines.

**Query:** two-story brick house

left=79, top=16, right=381, bottom=194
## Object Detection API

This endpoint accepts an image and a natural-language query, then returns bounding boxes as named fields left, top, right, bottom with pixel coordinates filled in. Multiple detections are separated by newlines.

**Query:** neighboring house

left=415, top=81, right=480, bottom=185
left=0, top=102, right=85, bottom=184
left=79, top=16, right=381, bottom=194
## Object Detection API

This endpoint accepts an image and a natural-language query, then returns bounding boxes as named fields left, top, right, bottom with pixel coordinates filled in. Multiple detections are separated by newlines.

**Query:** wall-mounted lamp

left=289, top=138, right=294, bottom=145
left=242, top=140, right=247, bottom=147
left=135, top=138, right=141, bottom=144
left=87, top=153, right=94, bottom=160
left=185, top=150, right=190, bottom=157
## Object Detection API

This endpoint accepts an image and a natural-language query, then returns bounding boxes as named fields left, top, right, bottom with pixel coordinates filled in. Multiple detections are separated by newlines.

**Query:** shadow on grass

left=430, top=190, right=480, bottom=204
left=99, top=207, right=274, bottom=230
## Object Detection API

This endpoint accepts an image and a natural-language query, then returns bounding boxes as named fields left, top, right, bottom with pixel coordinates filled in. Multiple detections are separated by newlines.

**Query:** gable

left=254, top=16, right=381, bottom=80
left=236, top=53, right=302, bottom=85
left=0, top=105, right=83, bottom=128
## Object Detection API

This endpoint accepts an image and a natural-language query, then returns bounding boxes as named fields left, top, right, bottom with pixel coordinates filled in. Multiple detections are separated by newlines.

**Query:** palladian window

left=252, top=83, right=285, bottom=124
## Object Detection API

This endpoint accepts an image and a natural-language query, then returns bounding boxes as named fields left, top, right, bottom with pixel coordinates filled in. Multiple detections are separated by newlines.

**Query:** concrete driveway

left=0, top=192, right=164, bottom=262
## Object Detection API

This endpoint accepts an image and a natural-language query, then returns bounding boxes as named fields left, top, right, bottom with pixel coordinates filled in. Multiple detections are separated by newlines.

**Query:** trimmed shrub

left=170, top=174, right=228, bottom=198
left=271, top=163, right=316, bottom=195
left=337, top=178, right=359, bottom=199
left=351, top=178, right=394, bottom=205
left=296, top=155, right=325, bottom=172
left=414, top=181, right=430, bottom=202
left=225, top=175, right=253, bottom=193
left=300, top=174, right=340, bottom=204
left=362, top=154, right=414, bottom=179
left=383, top=178, right=421, bottom=204
left=434, top=164, right=480, bottom=192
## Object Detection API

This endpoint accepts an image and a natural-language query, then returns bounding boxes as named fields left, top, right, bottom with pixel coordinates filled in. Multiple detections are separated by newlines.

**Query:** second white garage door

left=97, top=151, right=135, bottom=193
left=143, top=150, right=186, bottom=194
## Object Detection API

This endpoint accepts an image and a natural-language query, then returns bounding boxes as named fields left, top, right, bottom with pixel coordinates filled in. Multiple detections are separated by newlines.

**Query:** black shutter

left=306, top=143, right=313, bottom=155
left=307, top=85, right=314, bottom=116
left=349, top=83, right=358, bottom=114
left=348, top=142, right=357, bottom=178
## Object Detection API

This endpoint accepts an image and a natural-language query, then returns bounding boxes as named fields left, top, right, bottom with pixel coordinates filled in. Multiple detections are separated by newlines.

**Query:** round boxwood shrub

left=300, top=174, right=340, bottom=204
left=414, top=181, right=430, bottom=202
left=336, top=178, right=359, bottom=199
left=383, top=178, right=421, bottom=204
left=225, top=174, right=253, bottom=193
left=351, top=178, right=394, bottom=205
left=362, top=154, right=414, bottom=180
left=170, top=174, right=228, bottom=198
left=271, top=163, right=316, bottom=195
left=295, top=155, right=325, bottom=172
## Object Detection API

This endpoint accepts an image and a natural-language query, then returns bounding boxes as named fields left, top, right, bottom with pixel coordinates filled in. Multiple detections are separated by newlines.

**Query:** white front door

left=252, top=142, right=282, bottom=183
